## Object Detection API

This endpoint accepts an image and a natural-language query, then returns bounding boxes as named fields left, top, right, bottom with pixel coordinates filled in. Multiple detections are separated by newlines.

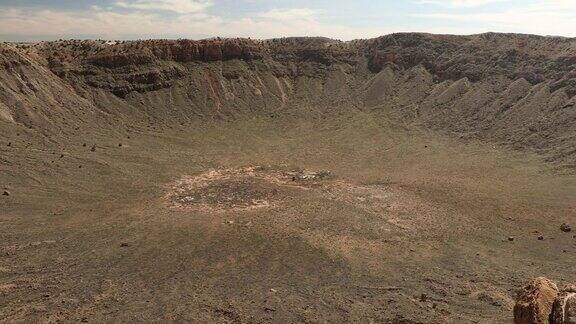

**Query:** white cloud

left=0, top=6, right=395, bottom=41
left=415, top=0, right=576, bottom=36
left=115, top=0, right=212, bottom=14
left=417, top=0, right=505, bottom=7
left=3, top=1, right=575, bottom=41
left=258, top=8, right=319, bottom=22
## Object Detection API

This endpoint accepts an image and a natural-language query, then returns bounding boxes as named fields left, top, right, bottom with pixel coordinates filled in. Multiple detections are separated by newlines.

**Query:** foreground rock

left=514, top=277, right=559, bottom=324
left=551, top=286, right=576, bottom=324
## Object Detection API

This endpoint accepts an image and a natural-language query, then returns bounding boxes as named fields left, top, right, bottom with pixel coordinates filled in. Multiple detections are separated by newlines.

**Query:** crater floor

left=1, top=113, right=574, bottom=323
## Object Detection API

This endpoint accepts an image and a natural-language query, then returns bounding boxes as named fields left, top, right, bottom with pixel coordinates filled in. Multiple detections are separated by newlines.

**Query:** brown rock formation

left=514, top=277, right=559, bottom=324
left=551, top=286, right=576, bottom=324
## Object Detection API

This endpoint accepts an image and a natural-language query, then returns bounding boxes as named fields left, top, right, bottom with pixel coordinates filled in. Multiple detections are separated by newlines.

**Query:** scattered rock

left=563, top=286, right=576, bottom=294
left=551, top=285, right=576, bottom=324
left=420, top=293, right=428, bottom=302
left=290, top=170, right=333, bottom=182
left=561, top=223, right=572, bottom=233
left=514, top=277, right=559, bottom=324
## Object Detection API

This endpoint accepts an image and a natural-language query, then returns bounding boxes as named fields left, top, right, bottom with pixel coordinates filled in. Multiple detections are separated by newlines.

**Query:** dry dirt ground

left=1, top=112, right=575, bottom=323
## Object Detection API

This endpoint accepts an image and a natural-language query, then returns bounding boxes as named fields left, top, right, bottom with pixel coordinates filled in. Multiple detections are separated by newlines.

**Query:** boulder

left=514, top=277, right=559, bottom=324
left=551, top=286, right=576, bottom=324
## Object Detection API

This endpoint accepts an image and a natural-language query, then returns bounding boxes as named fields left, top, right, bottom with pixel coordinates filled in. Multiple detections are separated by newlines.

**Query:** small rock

left=7, top=142, right=11, bottom=147
left=90, top=145, right=96, bottom=152
left=2, top=190, right=9, bottom=196
left=561, top=223, right=572, bottom=233
left=60, top=154, right=64, bottom=158
left=565, top=285, right=576, bottom=293
left=83, top=143, right=87, bottom=147
left=509, top=236, right=515, bottom=242
left=538, top=235, right=545, bottom=241
left=270, top=288, right=277, bottom=293
left=420, top=293, right=428, bottom=302
left=118, top=143, right=122, bottom=147
left=120, top=242, right=129, bottom=247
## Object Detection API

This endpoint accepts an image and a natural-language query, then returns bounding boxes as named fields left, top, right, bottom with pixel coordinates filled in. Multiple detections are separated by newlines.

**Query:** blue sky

left=1, top=0, right=575, bottom=41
